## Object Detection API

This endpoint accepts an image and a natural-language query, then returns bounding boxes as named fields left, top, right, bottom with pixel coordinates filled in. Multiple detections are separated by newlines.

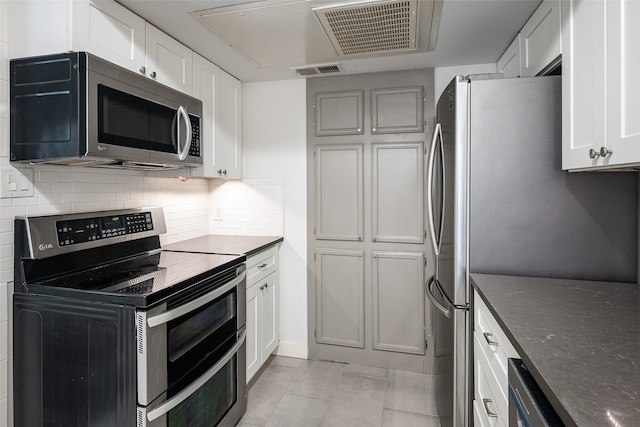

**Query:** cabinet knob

left=217, top=169, right=223, bottom=175
left=150, top=71, right=157, bottom=79
left=139, top=66, right=146, bottom=74
left=223, top=169, right=228, bottom=175
left=589, top=146, right=613, bottom=159
left=259, top=285, right=264, bottom=290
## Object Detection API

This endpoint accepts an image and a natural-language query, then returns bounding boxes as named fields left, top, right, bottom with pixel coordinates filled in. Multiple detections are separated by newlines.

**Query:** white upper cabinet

left=497, top=0, right=561, bottom=78
left=9, top=0, right=192, bottom=94
left=519, top=0, right=561, bottom=77
left=562, top=0, right=639, bottom=170
left=70, top=0, right=145, bottom=73
left=604, top=0, right=640, bottom=167
left=497, top=35, right=521, bottom=78
left=562, top=0, right=606, bottom=170
left=144, top=23, right=193, bottom=95
left=214, top=68, right=243, bottom=179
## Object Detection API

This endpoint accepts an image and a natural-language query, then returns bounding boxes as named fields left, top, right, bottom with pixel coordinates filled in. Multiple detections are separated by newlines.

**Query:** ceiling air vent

left=291, top=63, right=344, bottom=77
left=314, top=0, right=418, bottom=57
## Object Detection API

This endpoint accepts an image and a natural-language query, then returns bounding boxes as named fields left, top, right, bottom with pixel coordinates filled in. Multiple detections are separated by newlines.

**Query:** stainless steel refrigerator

left=425, top=75, right=637, bottom=427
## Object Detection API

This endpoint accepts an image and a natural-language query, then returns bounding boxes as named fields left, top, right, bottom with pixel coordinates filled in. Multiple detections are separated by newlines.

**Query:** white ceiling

left=117, top=0, right=543, bottom=82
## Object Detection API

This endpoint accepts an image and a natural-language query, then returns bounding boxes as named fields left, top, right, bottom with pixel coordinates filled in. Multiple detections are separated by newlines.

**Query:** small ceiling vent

left=314, top=0, right=419, bottom=57
left=291, top=63, right=344, bottom=77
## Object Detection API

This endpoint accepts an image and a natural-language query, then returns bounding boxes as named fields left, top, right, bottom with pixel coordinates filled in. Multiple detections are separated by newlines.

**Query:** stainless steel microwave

left=10, top=51, right=202, bottom=170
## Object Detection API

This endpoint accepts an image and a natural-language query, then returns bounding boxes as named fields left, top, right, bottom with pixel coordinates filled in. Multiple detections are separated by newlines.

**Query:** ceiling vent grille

left=291, top=63, right=344, bottom=77
left=314, top=0, right=418, bottom=57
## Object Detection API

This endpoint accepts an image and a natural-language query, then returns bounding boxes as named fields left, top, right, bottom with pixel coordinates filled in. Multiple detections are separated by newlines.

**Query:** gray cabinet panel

left=315, top=248, right=365, bottom=348
left=372, top=251, right=425, bottom=354
left=372, top=142, right=424, bottom=243
left=314, top=90, right=364, bottom=136
left=371, top=87, right=424, bottom=134
left=315, top=144, right=364, bottom=241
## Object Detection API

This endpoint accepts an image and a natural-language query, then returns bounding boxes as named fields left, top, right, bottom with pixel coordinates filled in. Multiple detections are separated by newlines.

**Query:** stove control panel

left=56, top=212, right=154, bottom=247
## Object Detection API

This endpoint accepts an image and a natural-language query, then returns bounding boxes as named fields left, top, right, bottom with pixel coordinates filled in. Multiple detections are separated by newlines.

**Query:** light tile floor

left=238, top=356, right=441, bottom=427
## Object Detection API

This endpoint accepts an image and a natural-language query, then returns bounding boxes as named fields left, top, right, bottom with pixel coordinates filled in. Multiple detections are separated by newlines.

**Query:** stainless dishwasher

left=508, top=359, right=564, bottom=426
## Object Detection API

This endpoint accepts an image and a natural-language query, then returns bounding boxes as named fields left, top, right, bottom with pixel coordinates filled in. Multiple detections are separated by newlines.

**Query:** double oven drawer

left=136, top=264, right=247, bottom=427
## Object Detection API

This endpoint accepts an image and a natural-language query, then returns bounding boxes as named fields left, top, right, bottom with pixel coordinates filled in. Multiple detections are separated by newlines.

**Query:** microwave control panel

left=189, top=116, right=201, bottom=157
left=56, top=211, right=154, bottom=247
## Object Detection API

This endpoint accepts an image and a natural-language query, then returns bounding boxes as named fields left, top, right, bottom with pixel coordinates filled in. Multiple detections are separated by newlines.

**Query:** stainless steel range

left=13, top=207, right=247, bottom=427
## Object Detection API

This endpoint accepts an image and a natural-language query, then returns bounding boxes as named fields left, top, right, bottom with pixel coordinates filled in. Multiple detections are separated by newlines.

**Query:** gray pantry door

left=306, top=70, right=437, bottom=373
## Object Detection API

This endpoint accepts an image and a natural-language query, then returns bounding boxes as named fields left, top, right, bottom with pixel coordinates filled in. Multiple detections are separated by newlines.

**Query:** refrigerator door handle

left=427, top=122, right=443, bottom=256
left=425, top=276, right=451, bottom=318
left=434, top=278, right=470, bottom=312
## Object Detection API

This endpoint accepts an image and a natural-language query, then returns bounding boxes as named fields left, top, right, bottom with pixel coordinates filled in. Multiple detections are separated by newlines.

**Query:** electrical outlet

left=214, top=206, right=224, bottom=220
left=0, top=168, right=34, bottom=199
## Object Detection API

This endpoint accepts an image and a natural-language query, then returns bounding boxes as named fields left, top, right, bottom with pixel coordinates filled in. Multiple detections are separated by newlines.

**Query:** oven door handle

left=146, top=328, right=246, bottom=422
left=147, top=271, right=246, bottom=328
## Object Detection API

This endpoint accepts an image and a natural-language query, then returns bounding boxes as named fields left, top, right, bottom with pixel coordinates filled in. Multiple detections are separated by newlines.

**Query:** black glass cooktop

left=23, top=250, right=244, bottom=308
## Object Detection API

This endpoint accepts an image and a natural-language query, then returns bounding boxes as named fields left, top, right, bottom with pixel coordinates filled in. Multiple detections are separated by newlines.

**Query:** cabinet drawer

left=474, top=295, right=519, bottom=385
left=246, top=246, right=279, bottom=286
left=475, top=333, right=508, bottom=427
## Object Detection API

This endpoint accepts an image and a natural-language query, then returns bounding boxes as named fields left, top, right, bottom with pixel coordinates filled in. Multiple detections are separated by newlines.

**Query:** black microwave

left=10, top=52, right=202, bottom=170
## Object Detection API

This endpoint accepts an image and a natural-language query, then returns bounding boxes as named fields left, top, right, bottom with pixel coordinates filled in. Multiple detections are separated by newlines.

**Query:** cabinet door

left=261, top=272, right=279, bottom=358
left=372, top=142, right=424, bottom=243
left=315, top=144, right=364, bottom=241
left=519, top=0, right=561, bottom=77
left=71, top=0, right=145, bottom=74
left=314, top=91, right=364, bottom=136
left=315, top=248, right=365, bottom=348
left=145, top=23, right=193, bottom=94
left=214, top=69, right=243, bottom=179
left=561, top=0, right=607, bottom=170
left=246, top=283, right=261, bottom=382
left=370, top=87, right=424, bottom=134
left=191, top=54, right=219, bottom=178
left=606, top=0, right=640, bottom=166
left=497, top=35, right=521, bottom=78
left=372, top=251, right=425, bottom=354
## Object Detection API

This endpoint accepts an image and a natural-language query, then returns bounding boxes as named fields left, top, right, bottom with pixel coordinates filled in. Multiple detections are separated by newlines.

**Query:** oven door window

left=167, top=353, right=237, bottom=427
left=167, top=289, right=237, bottom=388
left=97, top=84, right=178, bottom=154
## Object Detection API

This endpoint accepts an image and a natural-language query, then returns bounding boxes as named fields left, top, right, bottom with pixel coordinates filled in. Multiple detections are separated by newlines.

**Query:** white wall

left=241, top=79, right=308, bottom=358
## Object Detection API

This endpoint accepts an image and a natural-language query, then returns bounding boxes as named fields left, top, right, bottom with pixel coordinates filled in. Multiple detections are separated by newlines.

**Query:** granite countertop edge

left=470, top=273, right=640, bottom=427
left=470, top=275, right=576, bottom=426
left=163, top=235, right=283, bottom=257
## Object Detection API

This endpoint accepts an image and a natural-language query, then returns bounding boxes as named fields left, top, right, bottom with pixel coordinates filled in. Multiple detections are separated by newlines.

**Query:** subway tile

left=37, top=170, right=62, bottom=183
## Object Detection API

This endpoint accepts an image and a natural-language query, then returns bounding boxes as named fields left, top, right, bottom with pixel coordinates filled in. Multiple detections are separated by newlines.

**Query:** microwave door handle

left=146, top=271, right=246, bottom=328
left=176, top=105, right=192, bottom=161
left=145, top=328, right=247, bottom=422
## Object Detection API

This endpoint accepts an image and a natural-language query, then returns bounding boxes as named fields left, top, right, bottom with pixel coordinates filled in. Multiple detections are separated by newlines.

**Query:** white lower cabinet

left=473, top=290, right=519, bottom=427
left=246, top=246, right=280, bottom=382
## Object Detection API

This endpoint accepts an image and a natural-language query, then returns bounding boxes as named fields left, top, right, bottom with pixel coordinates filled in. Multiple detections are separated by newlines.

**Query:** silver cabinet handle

left=139, top=66, right=146, bottom=74
left=258, top=263, right=268, bottom=269
left=589, top=146, right=613, bottom=159
left=482, top=398, right=498, bottom=418
left=483, top=332, right=499, bottom=347
left=217, top=169, right=228, bottom=175
left=150, top=71, right=157, bottom=79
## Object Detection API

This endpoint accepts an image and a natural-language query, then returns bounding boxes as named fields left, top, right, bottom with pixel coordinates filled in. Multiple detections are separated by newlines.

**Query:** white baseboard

left=275, top=340, right=308, bottom=359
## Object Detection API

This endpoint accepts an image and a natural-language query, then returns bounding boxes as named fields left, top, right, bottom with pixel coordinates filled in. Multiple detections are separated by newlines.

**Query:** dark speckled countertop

left=471, top=274, right=639, bottom=427
left=163, top=235, right=283, bottom=256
